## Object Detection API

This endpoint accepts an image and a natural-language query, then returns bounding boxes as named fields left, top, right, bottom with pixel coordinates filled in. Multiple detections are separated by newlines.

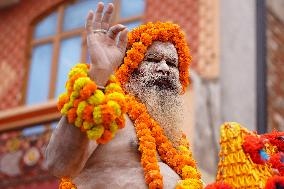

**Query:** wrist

left=57, top=63, right=127, bottom=144
left=89, top=66, right=114, bottom=86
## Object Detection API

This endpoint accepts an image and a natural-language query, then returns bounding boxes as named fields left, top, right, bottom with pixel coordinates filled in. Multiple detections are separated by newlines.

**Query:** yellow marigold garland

left=57, top=63, right=127, bottom=144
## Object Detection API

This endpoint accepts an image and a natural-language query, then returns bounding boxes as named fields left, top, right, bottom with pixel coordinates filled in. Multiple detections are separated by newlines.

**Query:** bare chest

left=73, top=116, right=180, bottom=189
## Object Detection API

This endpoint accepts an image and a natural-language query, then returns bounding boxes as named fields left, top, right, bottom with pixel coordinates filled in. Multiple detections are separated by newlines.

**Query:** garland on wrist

left=57, top=63, right=127, bottom=144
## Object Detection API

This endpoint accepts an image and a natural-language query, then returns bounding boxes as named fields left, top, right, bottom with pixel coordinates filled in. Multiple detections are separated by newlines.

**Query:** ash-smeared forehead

left=145, top=41, right=178, bottom=66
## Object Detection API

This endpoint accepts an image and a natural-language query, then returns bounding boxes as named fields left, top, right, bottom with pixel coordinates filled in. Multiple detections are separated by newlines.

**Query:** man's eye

left=146, top=58, right=160, bottom=63
left=166, top=61, right=177, bottom=68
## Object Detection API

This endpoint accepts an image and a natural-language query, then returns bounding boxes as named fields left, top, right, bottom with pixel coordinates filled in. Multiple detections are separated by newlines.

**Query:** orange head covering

left=115, top=22, right=191, bottom=93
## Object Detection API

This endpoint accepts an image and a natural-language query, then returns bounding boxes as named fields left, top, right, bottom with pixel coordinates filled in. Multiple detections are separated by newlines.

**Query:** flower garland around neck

left=127, top=95, right=202, bottom=189
left=115, top=22, right=202, bottom=188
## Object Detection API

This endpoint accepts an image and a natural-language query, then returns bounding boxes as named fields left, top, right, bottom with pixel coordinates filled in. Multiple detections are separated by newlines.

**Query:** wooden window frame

left=23, top=0, right=143, bottom=103
left=0, top=100, right=60, bottom=132
left=1, top=0, right=144, bottom=133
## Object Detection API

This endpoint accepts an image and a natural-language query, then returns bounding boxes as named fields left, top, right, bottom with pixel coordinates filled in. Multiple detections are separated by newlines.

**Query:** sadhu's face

left=132, top=41, right=182, bottom=93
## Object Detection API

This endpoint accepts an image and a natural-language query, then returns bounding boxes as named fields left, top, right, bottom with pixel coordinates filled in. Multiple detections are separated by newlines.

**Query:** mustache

left=146, top=75, right=179, bottom=91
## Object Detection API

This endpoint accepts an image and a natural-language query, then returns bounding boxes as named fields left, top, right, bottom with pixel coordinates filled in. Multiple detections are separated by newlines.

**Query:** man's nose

left=155, top=60, right=169, bottom=75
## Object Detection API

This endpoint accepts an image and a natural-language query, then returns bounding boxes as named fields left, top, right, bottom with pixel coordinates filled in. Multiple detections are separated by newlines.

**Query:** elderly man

left=46, top=2, right=201, bottom=189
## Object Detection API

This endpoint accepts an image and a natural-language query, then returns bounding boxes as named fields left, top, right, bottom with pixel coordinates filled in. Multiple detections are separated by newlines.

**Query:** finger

left=117, top=28, right=128, bottom=51
left=101, top=3, right=114, bottom=30
left=86, top=10, right=94, bottom=34
left=107, top=24, right=126, bottom=40
left=94, top=2, right=104, bottom=29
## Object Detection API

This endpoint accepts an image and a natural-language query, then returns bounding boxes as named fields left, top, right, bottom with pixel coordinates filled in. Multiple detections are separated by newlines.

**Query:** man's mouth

left=149, top=76, right=177, bottom=90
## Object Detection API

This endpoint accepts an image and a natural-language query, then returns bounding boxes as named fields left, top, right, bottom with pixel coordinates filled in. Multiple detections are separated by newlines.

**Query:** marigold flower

left=67, top=108, right=77, bottom=123
left=77, top=101, right=87, bottom=118
left=105, top=83, right=123, bottom=94
left=80, top=82, right=97, bottom=100
left=97, top=129, right=113, bottom=144
left=82, top=105, right=94, bottom=122
left=68, top=67, right=87, bottom=80
left=93, top=106, right=102, bottom=125
left=107, top=100, right=121, bottom=117
left=145, top=170, right=162, bottom=184
left=82, top=121, right=93, bottom=130
left=101, top=104, right=115, bottom=127
left=182, top=165, right=201, bottom=179
left=68, top=73, right=87, bottom=90
left=87, top=90, right=105, bottom=105
left=74, top=117, right=83, bottom=128
left=116, top=115, right=126, bottom=129
left=149, top=179, right=163, bottom=189
left=176, top=178, right=203, bottom=189
left=87, top=125, right=104, bottom=140
left=110, top=121, right=118, bottom=134
left=73, top=77, right=91, bottom=91
left=59, top=177, right=77, bottom=189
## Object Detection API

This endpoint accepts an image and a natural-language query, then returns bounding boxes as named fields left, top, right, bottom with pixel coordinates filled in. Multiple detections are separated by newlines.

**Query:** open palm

left=86, top=2, right=128, bottom=85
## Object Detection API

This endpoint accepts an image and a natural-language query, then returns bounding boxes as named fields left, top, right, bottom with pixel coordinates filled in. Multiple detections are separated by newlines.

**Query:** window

left=25, top=0, right=145, bottom=106
left=23, top=0, right=144, bottom=136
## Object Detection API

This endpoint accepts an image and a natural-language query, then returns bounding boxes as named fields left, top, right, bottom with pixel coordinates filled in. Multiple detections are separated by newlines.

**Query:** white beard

left=125, top=78, right=184, bottom=147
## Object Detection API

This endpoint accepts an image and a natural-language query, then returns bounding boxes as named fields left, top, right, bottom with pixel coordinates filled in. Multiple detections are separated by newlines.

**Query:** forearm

left=45, top=116, right=96, bottom=178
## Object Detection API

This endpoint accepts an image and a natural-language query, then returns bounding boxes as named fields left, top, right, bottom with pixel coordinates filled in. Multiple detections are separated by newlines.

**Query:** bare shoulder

left=83, top=115, right=140, bottom=166
left=74, top=115, right=181, bottom=189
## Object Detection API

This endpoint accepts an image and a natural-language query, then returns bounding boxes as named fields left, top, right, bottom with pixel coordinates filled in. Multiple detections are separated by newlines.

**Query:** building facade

left=0, top=0, right=282, bottom=188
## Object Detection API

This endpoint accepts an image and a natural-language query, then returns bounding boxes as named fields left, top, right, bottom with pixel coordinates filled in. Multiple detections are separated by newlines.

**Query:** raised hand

left=86, top=2, right=128, bottom=86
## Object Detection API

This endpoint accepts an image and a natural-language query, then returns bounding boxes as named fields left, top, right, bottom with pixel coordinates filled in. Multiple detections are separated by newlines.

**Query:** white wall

left=220, top=0, right=257, bottom=130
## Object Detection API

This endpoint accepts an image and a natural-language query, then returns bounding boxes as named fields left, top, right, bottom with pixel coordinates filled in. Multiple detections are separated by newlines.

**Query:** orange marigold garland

left=115, top=22, right=191, bottom=93
left=127, top=95, right=203, bottom=189
left=59, top=177, right=77, bottom=189
left=118, top=22, right=202, bottom=188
